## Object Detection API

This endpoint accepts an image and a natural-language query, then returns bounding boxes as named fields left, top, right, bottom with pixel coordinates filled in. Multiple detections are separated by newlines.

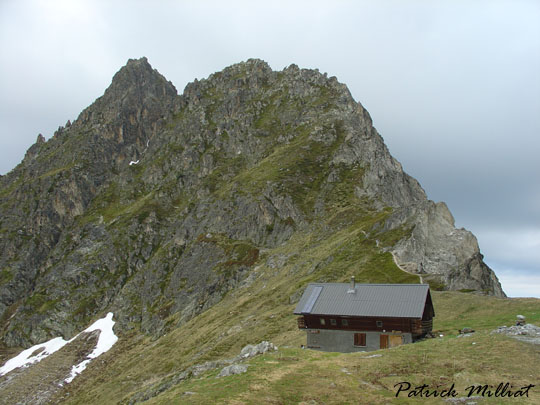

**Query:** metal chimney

left=347, top=276, right=356, bottom=294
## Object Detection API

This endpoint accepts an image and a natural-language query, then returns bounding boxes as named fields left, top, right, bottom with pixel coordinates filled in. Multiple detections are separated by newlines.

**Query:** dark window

left=320, top=318, right=326, bottom=325
left=354, top=333, right=366, bottom=346
left=342, top=319, right=349, bottom=326
left=376, top=320, right=383, bottom=328
left=330, top=319, right=337, bottom=326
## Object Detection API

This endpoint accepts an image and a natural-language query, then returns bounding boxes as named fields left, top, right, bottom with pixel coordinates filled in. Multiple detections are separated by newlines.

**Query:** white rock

left=218, top=364, right=248, bottom=377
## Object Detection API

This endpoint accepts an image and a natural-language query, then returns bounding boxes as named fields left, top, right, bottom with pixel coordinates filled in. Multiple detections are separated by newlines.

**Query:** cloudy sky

left=1, top=0, right=539, bottom=297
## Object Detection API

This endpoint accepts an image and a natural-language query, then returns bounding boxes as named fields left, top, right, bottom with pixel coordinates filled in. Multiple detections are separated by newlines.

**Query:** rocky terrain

left=0, top=330, right=99, bottom=404
left=0, top=57, right=504, bottom=353
left=492, top=323, right=540, bottom=345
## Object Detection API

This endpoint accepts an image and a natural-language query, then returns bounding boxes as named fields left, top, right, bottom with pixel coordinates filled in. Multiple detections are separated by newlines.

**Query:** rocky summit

left=0, top=57, right=504, bottom=349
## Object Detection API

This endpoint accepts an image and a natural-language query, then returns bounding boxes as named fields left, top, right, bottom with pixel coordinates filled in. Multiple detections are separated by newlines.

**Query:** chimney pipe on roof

left=347, top=276, right=356, bottom=294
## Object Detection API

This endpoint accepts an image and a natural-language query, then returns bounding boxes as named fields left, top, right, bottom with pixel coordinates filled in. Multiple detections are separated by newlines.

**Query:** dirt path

left=365, top=229, right=424, bottom=284
left=390, top=251, right=423, bottom=284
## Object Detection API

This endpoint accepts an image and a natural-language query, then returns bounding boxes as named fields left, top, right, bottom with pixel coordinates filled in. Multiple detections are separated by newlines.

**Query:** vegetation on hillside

left=54, top=274, right=539, bottom=404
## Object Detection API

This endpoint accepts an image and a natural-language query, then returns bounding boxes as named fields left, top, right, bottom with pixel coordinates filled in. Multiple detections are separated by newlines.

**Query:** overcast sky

left=1, top=0, right=539, bottom=297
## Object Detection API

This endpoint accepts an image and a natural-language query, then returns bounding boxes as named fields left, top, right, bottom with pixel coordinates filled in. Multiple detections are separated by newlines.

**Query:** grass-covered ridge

left=142, top=332, right=539, bottom=405
left=57, top=286, right=540, bottom=404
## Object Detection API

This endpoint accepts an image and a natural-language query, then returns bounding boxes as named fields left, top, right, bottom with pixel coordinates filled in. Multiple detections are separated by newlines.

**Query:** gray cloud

left=1, top=0, right=539, bottom=296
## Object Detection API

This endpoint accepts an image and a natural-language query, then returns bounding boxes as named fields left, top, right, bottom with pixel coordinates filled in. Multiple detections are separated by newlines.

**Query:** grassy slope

left=150, top=328, right=539, bottom=405
left=57, top=260, right=540, bottom=405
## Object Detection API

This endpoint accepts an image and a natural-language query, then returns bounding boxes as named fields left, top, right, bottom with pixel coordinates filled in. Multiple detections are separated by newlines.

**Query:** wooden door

left=380, top=334, right=389, bottom=349
left=389, top=334, right=403, bottom=347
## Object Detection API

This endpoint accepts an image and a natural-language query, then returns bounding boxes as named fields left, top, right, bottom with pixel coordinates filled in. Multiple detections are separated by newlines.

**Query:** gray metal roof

left=293, top=283, right=431, bottom=318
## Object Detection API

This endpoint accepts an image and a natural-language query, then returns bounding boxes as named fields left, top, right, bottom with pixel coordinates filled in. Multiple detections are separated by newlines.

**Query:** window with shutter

left=354, top=333, right=366, bottom=346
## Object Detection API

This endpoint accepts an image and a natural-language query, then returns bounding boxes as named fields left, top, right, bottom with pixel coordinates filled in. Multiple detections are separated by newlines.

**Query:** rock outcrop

left=0, top=58, right=504, bottom=348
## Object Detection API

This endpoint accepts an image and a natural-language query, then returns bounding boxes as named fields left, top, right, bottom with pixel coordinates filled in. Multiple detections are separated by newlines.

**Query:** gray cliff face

left=386, top=202, right=504, bottom=296
left=0, top=58, right=504, bottom=348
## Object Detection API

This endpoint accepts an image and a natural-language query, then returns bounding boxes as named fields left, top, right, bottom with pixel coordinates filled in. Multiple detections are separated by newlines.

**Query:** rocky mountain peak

left=0, top=58, right=505, bottom=349
left=106, top=56, right=176, bottom=98
left=74, top=57, right=177, bottom=134
left=109, top=57, right=171, bottom=99
left=67, top=57, right=179, bottom=169
left=226, top=58, right=273, bottom=74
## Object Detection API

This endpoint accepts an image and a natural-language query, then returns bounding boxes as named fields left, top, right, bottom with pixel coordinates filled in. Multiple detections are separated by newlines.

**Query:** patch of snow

left=0, top=336, right=70, bottom=376
left=65, top=312, right=118, bottom=383
left=0, top=312, right=118, bottom=383
left=129, top=160, right=139, bottom=166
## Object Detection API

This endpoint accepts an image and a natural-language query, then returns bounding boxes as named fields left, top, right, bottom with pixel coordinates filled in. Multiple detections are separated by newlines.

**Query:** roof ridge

left=307, top=282, right=428, bottom=286
left=294, top=283, right=431, bottom=317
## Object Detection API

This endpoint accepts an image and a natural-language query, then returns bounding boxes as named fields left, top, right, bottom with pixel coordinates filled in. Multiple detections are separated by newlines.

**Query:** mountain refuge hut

left=294, top=278, right=434, bottom=352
